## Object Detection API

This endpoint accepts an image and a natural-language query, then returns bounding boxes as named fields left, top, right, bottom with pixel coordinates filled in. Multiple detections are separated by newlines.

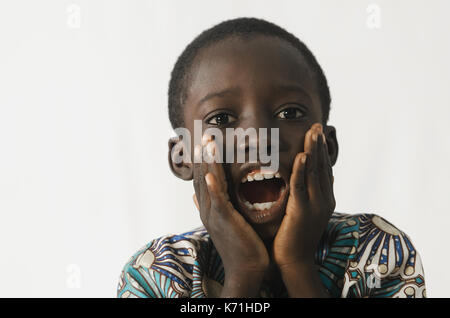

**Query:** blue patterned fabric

left=117, top=212, right=426, bottom=298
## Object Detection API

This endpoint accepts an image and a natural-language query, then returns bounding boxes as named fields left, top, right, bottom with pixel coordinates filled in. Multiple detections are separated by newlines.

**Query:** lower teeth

left=244, top=200, right=276, bottom=211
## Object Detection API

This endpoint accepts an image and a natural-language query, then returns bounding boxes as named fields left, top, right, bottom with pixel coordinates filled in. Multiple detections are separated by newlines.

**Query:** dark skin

left=169, top=35, right=338, bottom=297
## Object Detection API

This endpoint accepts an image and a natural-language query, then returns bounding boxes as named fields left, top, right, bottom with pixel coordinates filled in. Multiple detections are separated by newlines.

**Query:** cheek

left=279, top=129, right=307, bottom=157
left=275, top=128, right=310, bottom=176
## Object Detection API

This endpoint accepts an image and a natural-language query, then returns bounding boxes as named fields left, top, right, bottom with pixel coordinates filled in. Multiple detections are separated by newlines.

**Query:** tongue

left=240, top=179, right=284, bottom=204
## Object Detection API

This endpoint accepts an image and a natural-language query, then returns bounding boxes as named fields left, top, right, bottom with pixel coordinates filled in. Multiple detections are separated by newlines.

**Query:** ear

left=324, top=125, right=338, bottom=166
left=168, top=137, right=193, bottom=180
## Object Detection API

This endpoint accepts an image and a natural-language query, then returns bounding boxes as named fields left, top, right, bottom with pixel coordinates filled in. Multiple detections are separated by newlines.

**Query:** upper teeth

left=241, top=171, right=281, bottom=183
left=244, top=200, right=277, bottom=211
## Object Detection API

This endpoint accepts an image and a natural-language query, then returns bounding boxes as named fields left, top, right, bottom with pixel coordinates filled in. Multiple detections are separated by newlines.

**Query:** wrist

left=276, top=255, right=316, bottom=272
left=278, top=262, right=330, bottom=298
left=220, top=270, right=265, bottom=298
left=279, top=261, right=319, bottom=284
left=278, top=260, right=315, bottom=271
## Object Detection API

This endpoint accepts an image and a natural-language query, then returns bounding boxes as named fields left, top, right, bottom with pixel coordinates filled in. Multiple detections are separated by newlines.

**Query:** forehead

left=185, top=35, right=318, bottom=108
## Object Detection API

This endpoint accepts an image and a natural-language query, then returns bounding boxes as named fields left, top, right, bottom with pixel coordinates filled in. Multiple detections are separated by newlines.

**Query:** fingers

left=303, top=125, right=316, bottom=154
left=305, top=125, right=322, bottom=203
left=323, top=136, right=334, bottom=186
left=193, top=144, right=203, bottom=195
left=193, top=193, right=199, bottom=211
left=322, top=135, right=336, bottom=210
left=205, top=171, right=233, bottom=213
left=199, top=161, right=211, bottom=214
left=302, top=123, right=335, bottom=208
left=318, top=133, right=333, bottom=203
left=290, top=152, right=308, bottom=210
left=206, top=144, right=234, bottom=213
left=193, top=144, right=211, bottom=224
left=193, top=138, right=233, bottom=225
left=206, top=143, right=228, bottom=198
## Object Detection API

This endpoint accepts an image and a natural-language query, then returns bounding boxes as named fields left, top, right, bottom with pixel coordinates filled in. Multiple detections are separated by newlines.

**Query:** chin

left=253, top=221, right=282, bottom=244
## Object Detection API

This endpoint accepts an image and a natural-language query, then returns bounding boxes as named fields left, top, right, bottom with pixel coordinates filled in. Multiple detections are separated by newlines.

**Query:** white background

left=0, top=0, right=449, bottom=297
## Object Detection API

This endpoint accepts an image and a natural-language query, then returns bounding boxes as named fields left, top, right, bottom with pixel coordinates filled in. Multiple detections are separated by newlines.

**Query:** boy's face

left=172, top=35, right=338, bottom=242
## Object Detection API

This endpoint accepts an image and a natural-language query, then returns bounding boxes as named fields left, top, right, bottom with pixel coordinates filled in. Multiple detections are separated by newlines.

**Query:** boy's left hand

left=272, top=123, right=336, bottom=269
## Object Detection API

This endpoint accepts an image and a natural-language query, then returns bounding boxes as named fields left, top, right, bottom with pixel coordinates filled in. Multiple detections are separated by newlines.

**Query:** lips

left=234, top=165, right=288, bottom=224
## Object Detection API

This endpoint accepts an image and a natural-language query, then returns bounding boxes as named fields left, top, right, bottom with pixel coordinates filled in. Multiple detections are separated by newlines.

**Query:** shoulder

left=328, top=211, right=417, bottom=244
left=117, top=226, right=211, bottom=298
left=327, top=212, right=426, bottom=298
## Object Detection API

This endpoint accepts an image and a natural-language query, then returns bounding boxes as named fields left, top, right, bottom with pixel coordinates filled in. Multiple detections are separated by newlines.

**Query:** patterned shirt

left=117, top=212, right=426, bottom=298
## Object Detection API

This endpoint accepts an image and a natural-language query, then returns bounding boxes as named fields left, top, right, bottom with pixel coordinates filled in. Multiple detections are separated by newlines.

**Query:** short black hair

left=168, top=17, right=331, bottom=129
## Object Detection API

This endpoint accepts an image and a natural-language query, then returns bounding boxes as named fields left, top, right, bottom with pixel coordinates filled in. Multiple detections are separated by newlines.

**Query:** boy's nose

left=237, top=115, right=273, bottom=157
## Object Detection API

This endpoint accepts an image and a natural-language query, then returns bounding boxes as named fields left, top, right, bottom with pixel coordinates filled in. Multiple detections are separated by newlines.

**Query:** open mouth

left=236, top=169, right=288, bottom=223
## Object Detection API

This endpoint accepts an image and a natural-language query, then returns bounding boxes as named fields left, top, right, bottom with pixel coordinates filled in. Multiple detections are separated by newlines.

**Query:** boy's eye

left=207, top=113, right=237, bottom=126
left=276, top=107, right=304, bottom=120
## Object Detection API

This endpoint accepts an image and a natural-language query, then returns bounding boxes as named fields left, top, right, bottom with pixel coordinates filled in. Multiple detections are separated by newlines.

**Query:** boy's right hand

left=193, top=141, right=269, bottom=297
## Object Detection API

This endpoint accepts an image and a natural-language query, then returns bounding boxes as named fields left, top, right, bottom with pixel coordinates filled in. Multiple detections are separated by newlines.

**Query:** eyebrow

left=196, top=86, right=241, bottom=108
left=275, top=83, right=312, bottom=102
left=196, top=82, right=312, bottom=108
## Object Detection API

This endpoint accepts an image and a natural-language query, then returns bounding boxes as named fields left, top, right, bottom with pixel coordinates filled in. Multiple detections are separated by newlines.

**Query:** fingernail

left=301, top=154, right=307, bottom=164
left=313, top=123, right=323, bottom=132
left=194, top=145, right=202, bottom=162
left=206, top=142, right=215, bottom=160
left=205, top=173, right=212, bottom=186
left=202, top=134, right=212, bottom=146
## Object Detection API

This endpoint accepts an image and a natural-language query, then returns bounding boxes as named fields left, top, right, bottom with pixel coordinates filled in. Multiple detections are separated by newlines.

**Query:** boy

left=117, top=17, right=426, bottom=298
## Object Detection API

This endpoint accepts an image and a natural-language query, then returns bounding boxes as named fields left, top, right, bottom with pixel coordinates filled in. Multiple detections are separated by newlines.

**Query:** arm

left=194, top=141, right=270, bottom=298
left=220, top=271, right=266, bottom=298
left=272, top=123, right=335, bottom=298
left=279, top=262, right=330, bottom=298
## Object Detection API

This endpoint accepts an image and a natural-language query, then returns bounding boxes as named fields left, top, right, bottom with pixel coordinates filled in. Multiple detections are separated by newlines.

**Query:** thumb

left=193, top=193, right=199, bottom=211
